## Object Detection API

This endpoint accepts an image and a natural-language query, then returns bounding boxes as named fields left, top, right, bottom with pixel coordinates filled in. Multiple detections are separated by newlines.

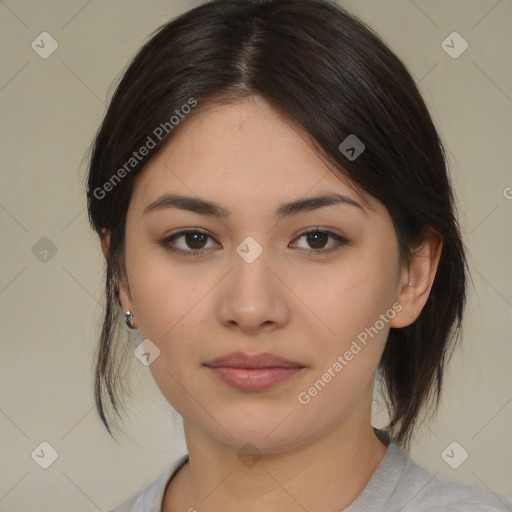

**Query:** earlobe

left=118, top=280, right=137, bottom=330
left=390, top=230, right=443, bottom=328
left=390, top=281, right=415, bottom=328
left=118, top=281, right=133, bottom=311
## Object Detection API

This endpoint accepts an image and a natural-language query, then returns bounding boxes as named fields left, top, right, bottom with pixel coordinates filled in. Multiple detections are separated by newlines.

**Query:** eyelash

left=160, top=228, right=349, bottom=258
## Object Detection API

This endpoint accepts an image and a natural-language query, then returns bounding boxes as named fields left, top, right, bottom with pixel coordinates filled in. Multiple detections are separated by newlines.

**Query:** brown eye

left=162, top=228, right=348, bottom=258
left=305, top=231, right=329, bottom=249
left=292, top=229, right=348, bottom=254
left=183, top=232, right=208, bottom=250
left=162, top=229, right=219, bottom=256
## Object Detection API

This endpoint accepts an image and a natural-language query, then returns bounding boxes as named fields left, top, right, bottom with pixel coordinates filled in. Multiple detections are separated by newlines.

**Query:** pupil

left=187, top=233, right=206, bottom=249
left=308, top=232, right=326, bottom=249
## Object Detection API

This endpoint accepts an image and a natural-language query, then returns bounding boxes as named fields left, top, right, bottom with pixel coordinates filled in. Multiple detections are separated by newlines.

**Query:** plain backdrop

left=0, top=0, right=511, bottom=510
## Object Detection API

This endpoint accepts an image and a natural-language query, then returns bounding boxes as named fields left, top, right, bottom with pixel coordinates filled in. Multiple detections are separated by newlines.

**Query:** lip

left=204, top=351, right=304, bottom=369
left=204, top=351, right=305, bottom=391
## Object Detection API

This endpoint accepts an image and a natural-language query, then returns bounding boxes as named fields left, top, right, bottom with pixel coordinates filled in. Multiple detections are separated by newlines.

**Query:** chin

left=206, top=412, right=308, bottom=454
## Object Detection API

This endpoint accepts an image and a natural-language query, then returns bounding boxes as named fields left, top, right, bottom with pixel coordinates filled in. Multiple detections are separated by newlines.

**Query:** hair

left=86, top=0, right=467, bottom=450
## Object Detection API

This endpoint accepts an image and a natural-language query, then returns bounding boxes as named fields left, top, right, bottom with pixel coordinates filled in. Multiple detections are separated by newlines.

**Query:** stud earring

left=124, top=310, right=135, bottom=329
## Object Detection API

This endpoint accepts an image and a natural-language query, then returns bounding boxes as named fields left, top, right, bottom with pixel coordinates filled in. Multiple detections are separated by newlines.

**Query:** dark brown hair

left=86, top=0, right=467, bottom=449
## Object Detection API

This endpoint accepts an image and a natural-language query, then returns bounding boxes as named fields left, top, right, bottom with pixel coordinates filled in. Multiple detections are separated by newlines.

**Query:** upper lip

left=204, top=351, right=304, bottom=369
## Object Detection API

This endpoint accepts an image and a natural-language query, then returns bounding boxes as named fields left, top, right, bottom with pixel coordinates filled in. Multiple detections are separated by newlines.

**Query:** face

left=118, top=96, right=409, bottom=454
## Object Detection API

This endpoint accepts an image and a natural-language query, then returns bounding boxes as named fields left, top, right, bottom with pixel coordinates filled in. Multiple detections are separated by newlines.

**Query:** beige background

left=0, top=0, right=511, bottom=510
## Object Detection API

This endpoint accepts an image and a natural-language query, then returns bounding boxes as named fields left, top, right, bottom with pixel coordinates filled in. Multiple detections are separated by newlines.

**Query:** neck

left=163, top=417, right=388, bottom=512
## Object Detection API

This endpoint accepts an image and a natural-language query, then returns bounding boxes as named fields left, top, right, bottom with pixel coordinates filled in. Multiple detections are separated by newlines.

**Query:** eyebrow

left=143, top=192, right=367, bottom=220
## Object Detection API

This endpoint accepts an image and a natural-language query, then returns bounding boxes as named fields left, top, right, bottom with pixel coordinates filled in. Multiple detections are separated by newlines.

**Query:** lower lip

left=206, top=366, right=304, bottom=391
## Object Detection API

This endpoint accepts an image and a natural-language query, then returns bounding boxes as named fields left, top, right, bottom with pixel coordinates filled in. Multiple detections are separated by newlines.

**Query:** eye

left=161, top=228, right=349, bottom=258
left=161, top=229, right=220, bottom=257
left=291, top=228, right=349, bottom=254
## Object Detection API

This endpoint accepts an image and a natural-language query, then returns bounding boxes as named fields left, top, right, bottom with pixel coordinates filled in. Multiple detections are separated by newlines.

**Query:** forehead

left=130, top=97, right=375, bottom=214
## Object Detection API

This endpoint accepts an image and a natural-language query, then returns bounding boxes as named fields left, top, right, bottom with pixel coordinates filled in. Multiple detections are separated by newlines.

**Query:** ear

left=390, top=229, right=443, bottom=328
left=100, top=229, right=135, bottom=316
left=100, top=228, right=111, bottom=260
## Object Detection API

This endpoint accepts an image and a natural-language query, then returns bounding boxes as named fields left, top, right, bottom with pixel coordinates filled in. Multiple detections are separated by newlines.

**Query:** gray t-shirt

left=106, top=437, right=512, bottom=512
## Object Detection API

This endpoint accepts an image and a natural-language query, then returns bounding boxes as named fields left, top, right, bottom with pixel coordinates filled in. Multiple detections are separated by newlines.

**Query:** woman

left=86, top=0, right=512, bottom=510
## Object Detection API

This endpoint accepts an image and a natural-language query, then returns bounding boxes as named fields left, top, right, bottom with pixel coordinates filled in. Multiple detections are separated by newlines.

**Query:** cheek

left=293, top=265, right=395, bottom=424
left=125, top=235, right=204, bottom=338
left=299, top=251, right=399, bottom=344
left=293, top=250, right=399, bottom=408
left=127, top=256, right=207, bottom=414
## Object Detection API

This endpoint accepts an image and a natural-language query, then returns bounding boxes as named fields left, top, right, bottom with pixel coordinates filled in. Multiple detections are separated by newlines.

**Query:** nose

left=214, top=243, right=291, bottom=335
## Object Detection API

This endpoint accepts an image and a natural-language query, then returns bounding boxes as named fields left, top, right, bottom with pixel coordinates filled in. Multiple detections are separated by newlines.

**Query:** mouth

left=203, top=351, right=306, bottom=391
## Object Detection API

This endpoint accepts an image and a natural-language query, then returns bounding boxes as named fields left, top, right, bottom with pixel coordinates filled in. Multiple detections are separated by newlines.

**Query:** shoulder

left=105, top=454, right=189, bottom=512
left=390, top=447, right=512, bottom=512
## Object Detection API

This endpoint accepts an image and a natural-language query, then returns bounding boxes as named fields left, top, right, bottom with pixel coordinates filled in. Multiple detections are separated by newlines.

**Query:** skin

left=103, top=95, right=441, bottom=511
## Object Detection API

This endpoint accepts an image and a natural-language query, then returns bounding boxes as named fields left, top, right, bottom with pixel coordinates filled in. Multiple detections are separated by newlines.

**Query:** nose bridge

left=232, top=234, right=275, bottom=298
left=215, top=234, right=289, bottom=331
left=235, top=234, right=266, bottom=266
